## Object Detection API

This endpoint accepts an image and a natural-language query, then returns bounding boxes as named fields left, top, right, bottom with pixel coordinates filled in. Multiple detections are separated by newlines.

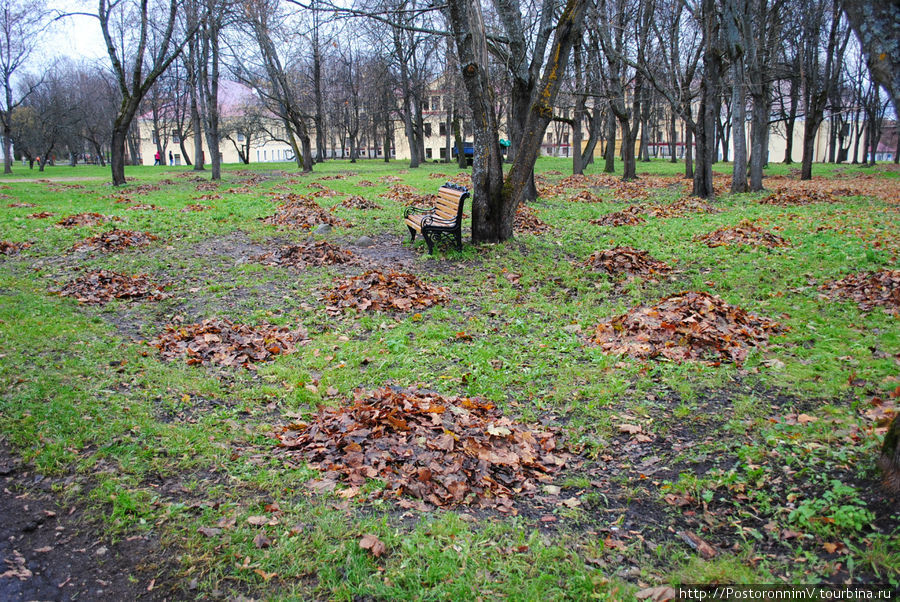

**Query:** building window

left=422, top=98, right=429, bottom=111
left=151, top=131, right=159, bottom=145
left=562, top=133, right=569, bottom=144
left=439, top=147, right=447, bottom=159
left=424, top=123, right=432, bottom=137
left=546, top=133, right=553, bottom=143
left=263, top=150, right=267, bottom=161
left=432, top=96, right=441, bottom=111
left=237, top=133, right=245, bottom=142
left=426, top=148, right=432, bottom=159
left=174, top=154, right=181, bottom=165
left=172, top=131, right=181, bottom=143
left=439, top=123, right=447, bottom=137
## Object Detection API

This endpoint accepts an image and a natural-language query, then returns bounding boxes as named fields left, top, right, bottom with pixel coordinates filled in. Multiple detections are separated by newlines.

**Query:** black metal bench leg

left=423, top=231, right=435, bottom=254
left=407, top=225, right=416, bottom=244
left=454, top=229, right=462, bottom=251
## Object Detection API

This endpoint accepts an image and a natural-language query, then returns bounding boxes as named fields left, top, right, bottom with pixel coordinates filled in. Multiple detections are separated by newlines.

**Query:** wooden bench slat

left=403, top=182, right=469, bottom=254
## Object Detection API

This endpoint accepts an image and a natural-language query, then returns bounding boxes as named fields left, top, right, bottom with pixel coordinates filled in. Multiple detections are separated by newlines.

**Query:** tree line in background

left=0, top=0, right=896, bottom=241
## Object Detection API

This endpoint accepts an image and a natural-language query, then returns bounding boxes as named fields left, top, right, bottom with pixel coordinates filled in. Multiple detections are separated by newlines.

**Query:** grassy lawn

left=0, top=157, right=898, bottom=599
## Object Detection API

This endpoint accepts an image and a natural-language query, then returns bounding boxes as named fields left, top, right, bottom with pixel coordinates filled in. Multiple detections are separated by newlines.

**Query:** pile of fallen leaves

left=584, top=246, right=670, bottom=277
left=590, top=206, right=646, bottom=226
left=380, top=184, right=434, bottom=206
left=318, top=174, right=348, bottom=181
left=126, top=203, right=162, bottom=211
left=0, top=241, right=31, bottom=255
left=646, top=197, right=717, bottom=218
left=378, top=175, right=402, bottom=184
left=26, top=211, right=54, bottom=219
left=325, top=270, right=447, bottom=314
left=262, top=196, right=350, bottom=230
left=592, top=290, right=782, bottom=363
left=57, top=270, right=168, bottom=304
left=8, top=202, right=35, bottom=208
left=151, top=318, right=308, bottom=369
left=447, top=173, right=472, bottom=188
left=273, top=386, right=568, bottom=508
left=358, top=179, right=375, bottom=187
left=765, top=175, right=899, bottom=203
left=128, top=183, right=161, bottom=195
left=340, top=195, right=382, bottom=210
left=758, top=189, right=837, bottom=207
left=181, top=204, right=213, bottom=212
left=571, top=190, right=603, bottom=203
left=514, top=205, right=551, bottom=234
left=257, top=241, right=357, bottom=269
left=696, top=220, right=790, bottom=248
left=196, top=181, right=219, bottom=192
left=71, top=229, right=158, bottom=252
left=56, top=213, right=120, bottom=228
left=192, top=193, right=222, bottom=201
left=819, top=270, right=900, bottom=312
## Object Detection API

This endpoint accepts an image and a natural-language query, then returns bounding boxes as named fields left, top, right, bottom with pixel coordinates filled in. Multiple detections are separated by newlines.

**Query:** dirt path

left=0, top=445, right=173, bottom=601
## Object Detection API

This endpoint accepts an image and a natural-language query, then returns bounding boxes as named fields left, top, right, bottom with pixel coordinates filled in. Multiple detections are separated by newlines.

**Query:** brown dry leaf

left=635, top=586, right=678, bottom=602
left=359, top=534, right=386, bottom=558
left=797, top=414, right=818, bottom=425
left=679, top=530, right=717, bottom=559
left=253, top=569, right=278, bottom=581
left=197, top=526, right=221, bottom=537
left=823, top=542, right=849, bottom=555
left=618, top=424, right=643, bottom=434
left=664, top=493, right=694, bottom=507
left=253, top=533, right=272, bottom=549
left=246, top=516, right=269, bottom=526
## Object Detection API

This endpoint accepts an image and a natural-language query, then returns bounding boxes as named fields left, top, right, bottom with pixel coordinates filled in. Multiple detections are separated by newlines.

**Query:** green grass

left=1, top=157, right=898, bottom=598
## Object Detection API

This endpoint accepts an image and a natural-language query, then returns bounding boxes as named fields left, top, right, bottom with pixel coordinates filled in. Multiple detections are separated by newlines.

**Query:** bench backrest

left=434, top=183, right=469, bottom=222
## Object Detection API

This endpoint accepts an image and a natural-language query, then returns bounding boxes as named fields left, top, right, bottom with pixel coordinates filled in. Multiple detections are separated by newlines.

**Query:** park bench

left=403, top=182, right=469, bottom=254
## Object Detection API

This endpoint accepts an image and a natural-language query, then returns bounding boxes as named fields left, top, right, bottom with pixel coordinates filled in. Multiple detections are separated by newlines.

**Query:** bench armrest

left=404, top=205, right=435, bottom=218
left=421, top=215, right=458, bottom=228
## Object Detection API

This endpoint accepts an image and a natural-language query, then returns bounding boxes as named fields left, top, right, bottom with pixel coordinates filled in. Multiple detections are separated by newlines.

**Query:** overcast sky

left=41, top=1, right=108, bottom=65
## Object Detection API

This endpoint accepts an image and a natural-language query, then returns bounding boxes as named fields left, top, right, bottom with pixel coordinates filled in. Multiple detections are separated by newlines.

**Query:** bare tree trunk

left=730, top=62, right=748, bottom=193
left=603, top=109, right=615, bottom=172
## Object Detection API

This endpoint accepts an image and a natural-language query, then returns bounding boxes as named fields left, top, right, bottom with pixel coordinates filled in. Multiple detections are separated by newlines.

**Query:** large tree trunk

left=843, top=1, right=900, bottom=116
left=447, top=0, right=585, bottom=242
left=110, top=121, right=130, bottom=186
left=603, top=109, right=615, bottom=173
left=730, top=61, right=748, bottom=193
left=693, top=0, right=721, bottom=199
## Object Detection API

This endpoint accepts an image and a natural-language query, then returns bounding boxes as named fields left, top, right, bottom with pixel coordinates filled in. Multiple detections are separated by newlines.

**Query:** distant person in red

left=154, top=151, right=161, bottom=166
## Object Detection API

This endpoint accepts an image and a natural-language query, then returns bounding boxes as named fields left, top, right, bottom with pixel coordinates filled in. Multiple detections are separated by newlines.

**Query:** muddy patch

left=0, top=444, right=173, bottom=601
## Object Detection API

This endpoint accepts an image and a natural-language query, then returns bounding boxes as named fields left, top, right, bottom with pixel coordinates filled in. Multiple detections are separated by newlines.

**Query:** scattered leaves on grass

left=324, top=270, right=447, bottom=314
left=590, top=206, right=646, bottom=227
left=151, top=319, right=308, bottom=369
left=71, top=229, right=158, bottom=253
left=591, top=290, right=782, bottom=363
left=583, top=246, right=671, bottom=277
left=26, top=211, right=55, bottom=219
left=378, top=175, right=402, bottom=184
left=358, top=179, right=375, bottom=187
left=514, top=205, right=551, bottom=234
left=819, top=270, right=899, bottom=312
left=257, top=240, right=357, bottom=269
left=758, top=188, right=838, bottom=207
left=274, top=386, right=569, bottom=508
left=339, top=195, right=382, bottom=210
left=0, top=240, right=31, bottom=255
left=447, top=173, right=472, bottom=188
left=7, top=202, right=35, bottom=208
left=128, top=183, right=161, bottom=195
left=695, top=220, right=791, bottom=248
left=56, top=212, right=121, bottom=228
left=56, top=270, right=168, bottom=304
left=125, top=203, right=163, bottom=211
left=181, top=203, right=214, bottom=212
left=646, top=197, right=718, bottom=218
left=195, top=181, right=219, bottom=192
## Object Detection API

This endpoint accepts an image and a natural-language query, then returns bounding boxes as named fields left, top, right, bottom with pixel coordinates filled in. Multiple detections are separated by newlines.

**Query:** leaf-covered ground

left=0, top=159, right=898, bottom=599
